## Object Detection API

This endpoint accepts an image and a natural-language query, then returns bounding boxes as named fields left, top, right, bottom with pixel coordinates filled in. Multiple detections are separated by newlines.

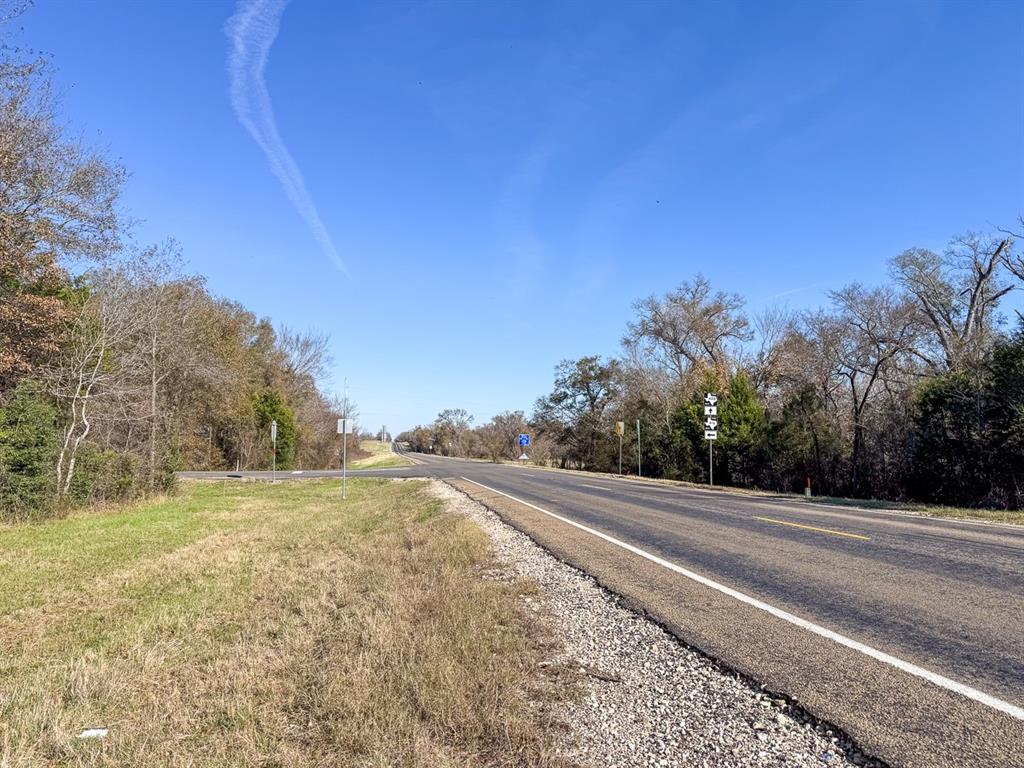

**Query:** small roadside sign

left=518, top=433, right=530, bottom=447
left=705, top=430, right=718, bottom=440
left=337, top=418, right=354, bottom=435
left=704, top=405, right=717, bottom=416
left=704, top=417, right=718, bottom=430
left=704, top=393, right=718, bottom=406
left=615, top=421, right=624, bottom=436
left=270, top=420, right=277, bottom=442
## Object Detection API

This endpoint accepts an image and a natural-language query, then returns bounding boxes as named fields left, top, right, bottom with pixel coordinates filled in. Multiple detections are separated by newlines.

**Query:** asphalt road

left=179, top=450, right=1024, bottom=767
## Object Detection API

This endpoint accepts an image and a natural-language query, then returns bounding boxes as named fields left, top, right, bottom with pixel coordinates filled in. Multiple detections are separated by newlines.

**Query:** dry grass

left=0, top=479, right=573, bottom=767
left=348, top=441, right=412, bottom=469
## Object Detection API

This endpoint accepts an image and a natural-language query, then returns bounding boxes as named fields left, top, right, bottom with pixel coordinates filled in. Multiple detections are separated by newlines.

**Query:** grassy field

left=348, top=440, right=412, bottom=469
left=0, top=479, right=570, bottom=767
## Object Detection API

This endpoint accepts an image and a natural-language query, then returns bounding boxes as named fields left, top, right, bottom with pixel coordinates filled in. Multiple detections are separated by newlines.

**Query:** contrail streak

left=225, top=0, right=348, bottom=276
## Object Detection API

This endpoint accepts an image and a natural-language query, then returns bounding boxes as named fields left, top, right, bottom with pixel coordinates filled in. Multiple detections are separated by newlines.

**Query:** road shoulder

left=445, top=478, right=1024, bottom=768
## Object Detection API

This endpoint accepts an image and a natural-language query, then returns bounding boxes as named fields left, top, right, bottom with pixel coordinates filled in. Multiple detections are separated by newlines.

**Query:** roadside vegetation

left=0, top=478, right=571, bottom=767
left=402, top=247, right=1024, bottom=512
left=0, top=38, right=357, bottom=522
left=348, top=439, right=412, bottom=469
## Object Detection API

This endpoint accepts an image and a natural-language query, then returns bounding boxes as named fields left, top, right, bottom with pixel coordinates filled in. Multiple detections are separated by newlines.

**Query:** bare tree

left=44, top=269, right=141, bottom=496
left=997, top=219, right=1023, bottom=322
left=891, top=234, right=1013, bottom=371
left=803, top=285, right=922, bottom=493
left=624, top=275, right=751, bottom=384
left=478, top=410, right=528, bottom=461
left=617, top=347, right=676, bottom=429
left=278, top=326, right=331, bottom=386
left=127, top=250, right=207, bottom=487
left=743, top=306, right=795, bottom=397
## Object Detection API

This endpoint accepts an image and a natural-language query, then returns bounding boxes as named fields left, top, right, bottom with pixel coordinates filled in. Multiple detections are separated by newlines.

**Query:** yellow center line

left=753, top=516, right=871, bottom=541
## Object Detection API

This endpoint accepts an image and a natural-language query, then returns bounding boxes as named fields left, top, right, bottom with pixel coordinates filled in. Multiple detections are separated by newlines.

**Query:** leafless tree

left=44, top=269, right=142, bottom=496
left=743, top=306, right=795, bottom=398
left=996, top=219, right=1023, bottom=322
left=279, top=326, right=331, bottom=386
left=127, top=249, right=207, bottom=487
left=802, top=285, right=922, bottom=493
left=891, top=234, right=1013, bottom=371
left=624, top=275, right=751, bottom=384
left=478, top=410, right=528, bottom=461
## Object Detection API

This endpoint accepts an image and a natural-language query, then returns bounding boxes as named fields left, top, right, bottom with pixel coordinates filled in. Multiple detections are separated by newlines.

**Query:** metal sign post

left=337, top=418, right=353, bottom=499
left=270, top=420, right=277, bottom=482
left=704, top=393, right=718, bottom=485
left=615, top=421, right=624, bottom=474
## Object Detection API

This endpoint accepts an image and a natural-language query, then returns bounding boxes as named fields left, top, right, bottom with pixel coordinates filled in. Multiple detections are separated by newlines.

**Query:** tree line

left=0, top=57, right=356, bottom=520
left=401, top=232, right=1024, bottom=509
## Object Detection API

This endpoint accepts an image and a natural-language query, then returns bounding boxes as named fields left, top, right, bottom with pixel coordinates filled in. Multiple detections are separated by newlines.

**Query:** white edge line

left=460, top=476, right=1024, bottom=722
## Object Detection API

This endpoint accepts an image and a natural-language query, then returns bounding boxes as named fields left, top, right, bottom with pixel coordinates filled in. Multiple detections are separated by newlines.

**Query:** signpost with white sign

left=338, top=417, right=354, bottom=499
left=271, top=420, right=278, bottom=482
left=704, top=393, right=718, bottom=485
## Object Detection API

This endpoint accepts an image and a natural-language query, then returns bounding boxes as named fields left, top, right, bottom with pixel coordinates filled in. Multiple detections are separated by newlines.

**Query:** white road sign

left=705, top=430, right=718, bottom=440
left=704, top=405, right=717, bottom=416
left=337, top=418, right=354, bottom=435
left=704, top=417, right=718, bottom=430
left=704, top=393, right=718, bottom=406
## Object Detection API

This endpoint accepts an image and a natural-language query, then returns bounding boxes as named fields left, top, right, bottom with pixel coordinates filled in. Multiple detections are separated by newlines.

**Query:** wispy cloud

left=225, top=0, right=348, bottom=276
left=746, top=281, right=832, bottom=310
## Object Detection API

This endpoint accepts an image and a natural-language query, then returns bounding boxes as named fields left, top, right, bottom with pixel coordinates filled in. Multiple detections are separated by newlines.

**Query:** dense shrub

left=68, top=445, right=138, bottom=505
left=0, top=381, right=59, bottom=521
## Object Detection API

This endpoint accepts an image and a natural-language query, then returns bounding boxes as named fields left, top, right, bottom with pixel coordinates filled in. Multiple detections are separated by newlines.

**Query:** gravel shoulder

left=430, top=480, right=885, bottom=768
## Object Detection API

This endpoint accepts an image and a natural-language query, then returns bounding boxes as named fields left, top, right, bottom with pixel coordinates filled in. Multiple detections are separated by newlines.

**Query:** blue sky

left=15, top=0, right=1024, bottom=433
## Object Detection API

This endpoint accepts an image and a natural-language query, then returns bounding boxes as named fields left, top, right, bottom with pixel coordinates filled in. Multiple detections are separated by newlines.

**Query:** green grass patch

left=414, top=500, right=444, bottom=523
left=0, top=479, right=571, bottom=767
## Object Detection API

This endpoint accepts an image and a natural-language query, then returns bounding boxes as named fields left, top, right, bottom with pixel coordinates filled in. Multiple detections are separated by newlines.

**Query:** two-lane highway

left=179, top=452, right=1024, bottom=767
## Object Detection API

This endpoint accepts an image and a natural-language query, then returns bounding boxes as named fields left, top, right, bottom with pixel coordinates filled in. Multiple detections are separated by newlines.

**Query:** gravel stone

left=430, top=480, right=887, bottom=768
